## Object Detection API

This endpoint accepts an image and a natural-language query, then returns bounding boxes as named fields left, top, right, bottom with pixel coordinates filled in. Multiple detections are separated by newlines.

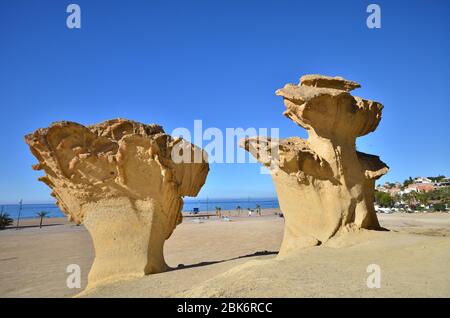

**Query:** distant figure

left=255, top=204, right=261, bottom=216
left=248, top=208, right=253, bottom=217
left=215, top=206, right=222, bottom=218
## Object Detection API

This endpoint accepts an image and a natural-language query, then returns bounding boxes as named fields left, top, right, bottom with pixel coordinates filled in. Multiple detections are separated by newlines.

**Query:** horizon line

left=0, top=196, right=279, bottom=206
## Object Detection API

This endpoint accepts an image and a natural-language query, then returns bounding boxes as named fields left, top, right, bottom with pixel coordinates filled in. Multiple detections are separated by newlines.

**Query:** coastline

left=1, top=198, right=280, bottom=220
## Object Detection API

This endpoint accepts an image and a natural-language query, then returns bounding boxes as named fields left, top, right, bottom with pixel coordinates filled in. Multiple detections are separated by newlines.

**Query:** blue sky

left=0, top=0, right=449, bottom=204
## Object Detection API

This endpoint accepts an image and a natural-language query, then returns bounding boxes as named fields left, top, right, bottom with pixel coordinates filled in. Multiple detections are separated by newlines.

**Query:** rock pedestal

left=25, top=119, right=209, bottom=287
left=241, top=75, right=388, bottom=255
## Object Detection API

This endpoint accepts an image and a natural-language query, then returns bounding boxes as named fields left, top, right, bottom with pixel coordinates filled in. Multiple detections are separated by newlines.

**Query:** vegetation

left=433, top=203, right=447, bottom=212
left=402, top=177, right=414, bottom=188
left=36, top=211, right=49, bottom=228
left=374, top=191, right=394, bottom=207
left=0, top=210, right=13, bottom=230
left=427, top=187, right=450, bottom=202
left=376, top=175, right=449, bottom=213
left=428, top=175, right=446, bottom=182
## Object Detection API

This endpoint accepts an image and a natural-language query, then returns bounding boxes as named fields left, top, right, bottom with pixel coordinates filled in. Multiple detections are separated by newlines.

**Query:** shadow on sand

left=173, top=250, right=278, bottom=271
left=4, top=223, right=65, bottom=230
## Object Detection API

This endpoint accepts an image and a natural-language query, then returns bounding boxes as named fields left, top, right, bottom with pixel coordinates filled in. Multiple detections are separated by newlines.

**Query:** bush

left=0, top=211, right=13, bottom=229
left=375, top=191, right=394, bottom=207
left=433, top=203, right=447, bottom=212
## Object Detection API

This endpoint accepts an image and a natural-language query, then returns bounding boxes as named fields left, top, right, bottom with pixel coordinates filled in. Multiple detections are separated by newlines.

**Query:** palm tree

left=36, top=211, right=49, bottom=228
left=0, top=209, right=13, bottom=230
left=215, top=206, right=222, bottom=218
left=417, top=192, right=429, bottom=206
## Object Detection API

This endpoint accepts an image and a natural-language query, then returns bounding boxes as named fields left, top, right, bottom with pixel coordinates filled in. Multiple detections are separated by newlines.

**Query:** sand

left=1, top=210, right=449, bottom=298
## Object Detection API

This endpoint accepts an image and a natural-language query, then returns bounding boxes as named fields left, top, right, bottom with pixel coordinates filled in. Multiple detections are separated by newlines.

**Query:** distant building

left=399, top=187, right=417, bottom=195
left=388, top=186, right=401, bottom=196
left=407, top=183, right=435, bottom=193
left=414, top=177, right=432, bottom=184
left=376, top=182, right=401, bottom=195
left=435, top=178, right=450, bottom=188
left=379, top=176, right=449, bottom=196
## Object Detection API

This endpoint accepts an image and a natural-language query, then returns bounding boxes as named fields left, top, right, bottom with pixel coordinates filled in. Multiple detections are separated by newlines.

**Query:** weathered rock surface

left=25, top=119, right=209, bottom=288
left=299, top=74, right=361, bottom=92
left=241, top=75, right=388, bottom=255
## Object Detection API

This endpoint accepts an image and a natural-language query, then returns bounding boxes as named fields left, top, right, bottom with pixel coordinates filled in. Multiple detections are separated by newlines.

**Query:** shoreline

left=4, top=208, right=283, bottom=230
left=4, top=208, right=449, bottom=230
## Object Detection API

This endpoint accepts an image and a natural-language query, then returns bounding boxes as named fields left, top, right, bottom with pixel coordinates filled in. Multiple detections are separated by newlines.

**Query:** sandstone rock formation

left=241, top=74, right=388, bottom=255
left=25, top=119, right=209, bottom=287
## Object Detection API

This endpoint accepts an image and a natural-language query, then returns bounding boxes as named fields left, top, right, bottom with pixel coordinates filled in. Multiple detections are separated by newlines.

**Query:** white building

left=414, top=177, right=432, bottom=184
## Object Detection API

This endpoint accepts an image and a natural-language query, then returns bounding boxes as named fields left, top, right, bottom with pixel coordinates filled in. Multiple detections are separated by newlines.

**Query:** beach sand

left=1, top=210, right=449, bottom=298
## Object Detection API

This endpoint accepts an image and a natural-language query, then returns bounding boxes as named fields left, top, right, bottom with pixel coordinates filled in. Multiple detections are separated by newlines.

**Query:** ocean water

left=0, top=203, right=65, bottom=219
left=0, top=198, right=279, bottom=219
left=183, top=198, right=279, bottom=213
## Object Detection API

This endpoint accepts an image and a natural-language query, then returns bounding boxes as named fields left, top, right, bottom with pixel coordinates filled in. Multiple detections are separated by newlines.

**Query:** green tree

left=416, top=192, right=429, bottom=206
left=0, top=210, right=13, bottom=230
left=402, top=192, right=416, bottom=209
left=392, top=194, right=402, bottom=205
left=403, top=176, right=414, bottom=188
left=374, top=191, right=394, bottom=207
left=430, top=187, right=449, bottom=202
left=432, top=203, right=446, bottom=211
left=428, top=175, right=446, bottom=182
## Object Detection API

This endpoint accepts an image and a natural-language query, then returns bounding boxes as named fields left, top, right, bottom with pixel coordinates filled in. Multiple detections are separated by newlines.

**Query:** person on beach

left=256, top=204, right=261, bottom=216
left=236, top=205, right=242, bottom=217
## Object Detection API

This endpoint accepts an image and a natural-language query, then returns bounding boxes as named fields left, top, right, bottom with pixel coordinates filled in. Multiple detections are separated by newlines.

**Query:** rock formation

left=25, top=119, right=209, bottom=287
left=241, top=75, right=388, bottom=255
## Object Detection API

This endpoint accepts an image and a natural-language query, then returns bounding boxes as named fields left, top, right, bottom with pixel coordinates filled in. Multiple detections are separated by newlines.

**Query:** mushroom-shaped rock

left=25, top=119, right=209, bottom=288
left=240, top=75, right=388, bottom=255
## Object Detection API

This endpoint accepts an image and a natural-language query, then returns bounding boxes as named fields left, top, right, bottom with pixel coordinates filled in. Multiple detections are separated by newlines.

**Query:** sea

left=0, top=198, right=279, bottom=219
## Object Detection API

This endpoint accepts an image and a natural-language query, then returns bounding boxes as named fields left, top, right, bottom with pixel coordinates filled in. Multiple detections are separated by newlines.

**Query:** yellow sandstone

left=25, top=119, right=209, bottom=288
left=241, top=74, right=388, bottom=255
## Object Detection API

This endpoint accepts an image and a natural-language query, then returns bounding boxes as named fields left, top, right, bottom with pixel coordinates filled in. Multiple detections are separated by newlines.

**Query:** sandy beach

left=1, top=209, right=450, bottom=298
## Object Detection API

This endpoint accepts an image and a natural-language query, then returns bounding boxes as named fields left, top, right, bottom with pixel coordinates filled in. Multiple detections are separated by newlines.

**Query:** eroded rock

left=25, top=119, right=209, bottom=288
left=241, top=75, right=388, bottom=255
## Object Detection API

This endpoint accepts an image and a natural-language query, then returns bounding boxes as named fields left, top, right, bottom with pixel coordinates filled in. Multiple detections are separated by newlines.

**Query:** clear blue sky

left=0, top=0, right=449, bottom=204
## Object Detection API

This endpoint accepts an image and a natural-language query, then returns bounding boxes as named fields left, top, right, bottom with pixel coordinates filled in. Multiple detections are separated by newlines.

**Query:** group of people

left=214, top=205, right=263, bottom=218
left=247, top=207, right=262, bottom=217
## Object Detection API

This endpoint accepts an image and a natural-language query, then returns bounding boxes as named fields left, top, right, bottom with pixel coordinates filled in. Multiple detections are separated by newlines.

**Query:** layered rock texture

left=241, top=75, right=388, bottom=255
left=25, top=119, right=209, bottom=287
